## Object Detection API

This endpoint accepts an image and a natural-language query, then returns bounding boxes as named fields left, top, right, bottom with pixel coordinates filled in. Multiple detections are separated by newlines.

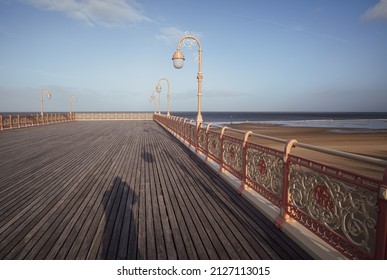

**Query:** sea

left=2, top=111, right=387, bottom=133
left=172, top=111, right=387, bottom=133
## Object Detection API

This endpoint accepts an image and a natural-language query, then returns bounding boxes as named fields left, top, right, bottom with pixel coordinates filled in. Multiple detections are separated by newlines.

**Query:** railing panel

left=26, top=115, right=34, bottom=126
left=152, top=113, right=387, bottom=259
left=207, top=131, right=221, bottom=164
left=222, top=135, right=243, bottom=179
left=197, top=126, right=207, bottom=153
left=186, top=124, right=196, bottom=146
left=245, top=142, right=284, bottom=208
left=12, top=116, right=19, bottom=128
left=4, top=116, right=11, bottom=129
left=288, top=155, right=380, bottom=259
left=0, top=113, right=75, bottom=131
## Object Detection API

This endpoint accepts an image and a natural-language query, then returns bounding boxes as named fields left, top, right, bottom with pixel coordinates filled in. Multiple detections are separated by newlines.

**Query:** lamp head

left=47, top=92, right=52, bottom=99
left=172, top=49, right=185, bottom=69
left=156, top=84, right=161, bottom=93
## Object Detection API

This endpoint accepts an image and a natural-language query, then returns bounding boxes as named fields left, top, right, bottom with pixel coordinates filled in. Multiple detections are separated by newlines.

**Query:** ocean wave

left=247, top=119, right=387, bottom=130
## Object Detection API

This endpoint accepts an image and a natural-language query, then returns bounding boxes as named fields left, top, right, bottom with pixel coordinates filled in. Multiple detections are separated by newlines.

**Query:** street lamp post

left=70, top=95, right=77, bottom=117
left=40, top=88, right=52, bottom=116
left=156, top=77, right=171, bottom=116
left=157, top=87, right=161, bottom=114
left=149, top=90, right=156, bottom=114
left=172, top=34, right=203, bottom=127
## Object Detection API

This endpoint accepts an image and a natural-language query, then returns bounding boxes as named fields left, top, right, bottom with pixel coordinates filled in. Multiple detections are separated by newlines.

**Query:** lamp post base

left=196, top=114, right=203, bottom=128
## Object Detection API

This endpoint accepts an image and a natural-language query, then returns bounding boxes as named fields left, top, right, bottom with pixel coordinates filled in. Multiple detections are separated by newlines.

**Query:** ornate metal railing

left=74, top=112, right=153, bottom=120
left=0, top=113, right=74, bottom=131
left=154, top=113, right=387, bottom=260
left=0, top=112, right=153, bottom=131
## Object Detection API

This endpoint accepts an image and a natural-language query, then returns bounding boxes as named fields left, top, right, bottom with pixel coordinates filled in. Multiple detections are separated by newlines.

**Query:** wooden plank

left=0, top=121, right=312, bottom=260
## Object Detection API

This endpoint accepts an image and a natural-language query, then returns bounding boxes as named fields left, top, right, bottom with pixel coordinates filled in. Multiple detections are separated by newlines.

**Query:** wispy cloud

left=285, top=25, right=350, bottom=44
left=362, top=0, right=387, bottom=21
left=238, top=14, right=349, bottom=44
left=205, top=8, right=349, bottom=44
left=21, top=0, right=150, bottom=26
left=156, top=27, right=203, bottom=44
left=155, top=27, right=185, bottom=44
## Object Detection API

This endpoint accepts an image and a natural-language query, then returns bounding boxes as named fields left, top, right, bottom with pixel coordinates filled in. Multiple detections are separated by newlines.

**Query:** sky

left=0, top=0, right=387, bottom=113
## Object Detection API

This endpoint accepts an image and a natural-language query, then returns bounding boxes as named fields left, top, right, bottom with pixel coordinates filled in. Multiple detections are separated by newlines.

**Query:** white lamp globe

left=173, top=58, right=184, bottom=69
left=172, top=50, right=185, bottom=69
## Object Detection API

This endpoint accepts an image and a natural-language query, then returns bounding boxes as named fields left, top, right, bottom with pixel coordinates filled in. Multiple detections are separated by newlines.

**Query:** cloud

left=155, top=27, right=185, bottom=44
left=21, top=0, right=150, bottom=26
left=245, top=15, right=349, bottom=43
left=156, top=27, right=203, bottom=44
left=362, top=0, right=387, bottom=21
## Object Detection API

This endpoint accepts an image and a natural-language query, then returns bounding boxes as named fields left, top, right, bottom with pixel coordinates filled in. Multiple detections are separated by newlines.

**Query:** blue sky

left=0, top=0, right=386, bottom=113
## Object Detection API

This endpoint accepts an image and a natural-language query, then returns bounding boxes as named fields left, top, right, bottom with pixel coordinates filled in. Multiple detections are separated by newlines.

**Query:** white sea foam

left=251, top=119, right=387, bottom=130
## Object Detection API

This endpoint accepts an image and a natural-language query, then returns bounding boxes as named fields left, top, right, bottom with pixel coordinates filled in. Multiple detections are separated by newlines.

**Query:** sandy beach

left=226, top=123, right=387, bottom=180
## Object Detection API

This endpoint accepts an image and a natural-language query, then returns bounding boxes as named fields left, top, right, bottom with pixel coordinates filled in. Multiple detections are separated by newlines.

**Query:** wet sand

left=226, top=123, right=387, bottom=180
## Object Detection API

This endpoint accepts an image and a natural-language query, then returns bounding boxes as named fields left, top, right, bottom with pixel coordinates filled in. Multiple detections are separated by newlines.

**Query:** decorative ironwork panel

left=288, top=157, right=379, bottom=259
left=245, top=143, right=284, bottom=207
left=207, top=131, right=221, bottom=163
left=27, top=115, right=34, bottom=126
left=197, top=127, right=207, bottom=153
left=3, top=117, right=11, bottom=129
left=222, top=135, right=243, bottom=179
left=182, top=123, right=190, bottom=142
left=176, top=121, right=183, bottom=136
left=12, top=117, right=18, bottom=127
left=188, top=124, right=196, bottom=146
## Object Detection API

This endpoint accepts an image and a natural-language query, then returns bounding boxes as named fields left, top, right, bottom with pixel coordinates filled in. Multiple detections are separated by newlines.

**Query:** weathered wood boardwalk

left=0, top=121, right=311, bottom=260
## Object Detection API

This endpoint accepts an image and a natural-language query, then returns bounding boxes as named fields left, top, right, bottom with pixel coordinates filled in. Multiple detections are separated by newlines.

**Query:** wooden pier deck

left=0, top=121, right=311, bottom=260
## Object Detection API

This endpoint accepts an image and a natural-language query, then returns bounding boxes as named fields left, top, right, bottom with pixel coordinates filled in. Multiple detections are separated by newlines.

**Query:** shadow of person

left=99, top=176, right=140, bottom=259
left=142, top=147, right=155, bottom=163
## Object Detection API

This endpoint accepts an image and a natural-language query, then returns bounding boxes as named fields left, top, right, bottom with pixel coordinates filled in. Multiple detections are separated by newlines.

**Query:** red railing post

left=0, top=115, right=3, bottom=130
left=205, top=124, right=212, bottom=161
left=239, top=131, right=253, bottom=194
left=196, top=122, right=202, bottom=154
left=218, top=126, right=228, bottom=175
left=17, top=115, right=21, bottom=128
left=9, top=115, right=12, bottom=129
left=183, top=119, right=188, bottom=143
left=375, top=168, right=387, bottom=259
left=275, top=139, right=298, bottom=229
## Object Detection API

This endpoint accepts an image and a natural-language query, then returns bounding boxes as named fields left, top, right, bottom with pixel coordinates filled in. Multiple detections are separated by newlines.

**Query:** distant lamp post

left=172, top=34, right=203, bottom=127
left=149, top=90, right=156, bottom=114
left=70, top=95, right=77, bottom=115
left=156, top=77, right=171, bottom=116
left=40, top=88, right=52, bottom=116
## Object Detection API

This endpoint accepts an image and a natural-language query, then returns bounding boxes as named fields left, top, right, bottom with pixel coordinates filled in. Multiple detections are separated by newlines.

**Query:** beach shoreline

left=226, top=122, right=387, bottom=180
